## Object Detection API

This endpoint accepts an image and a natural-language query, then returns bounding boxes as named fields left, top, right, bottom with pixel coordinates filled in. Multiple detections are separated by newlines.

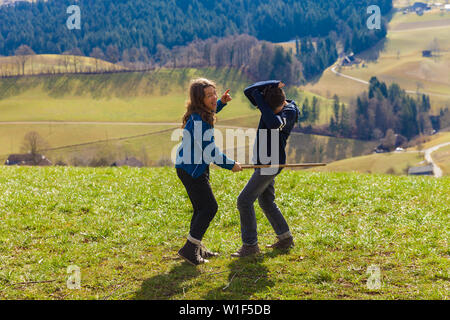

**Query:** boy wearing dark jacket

left=232, top=80, right=299, bottom=257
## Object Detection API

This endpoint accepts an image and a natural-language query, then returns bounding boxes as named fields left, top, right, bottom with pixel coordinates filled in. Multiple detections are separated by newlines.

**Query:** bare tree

left=429, top=38, right=441, bottom=62
left=14, top=44, right=35, bottom=75
left=121, top=49, right=131, bottom=68
left=155, top=44, right=170, bottom=68
left=416, top=81, right=424, bottom=96
left=60, top=50, right=74, bottom=73
left=90, top=47, right=106, bottom=72
left=20, top=131, right=49, bottom=164
left=106, top=45, right=120, bottom=63
left=129, top=47, right=140, bottom=64
left=381, top=129, right=397, bottom=151
left=138, top=47, right=151, bottom=69
left=69, top=48, right=84, bottom=73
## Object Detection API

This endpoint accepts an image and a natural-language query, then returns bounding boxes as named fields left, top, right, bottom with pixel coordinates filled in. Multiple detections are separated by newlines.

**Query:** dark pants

left=176, top=167, right=218, bottom=242
left=237, top=169, right=291, bottom=246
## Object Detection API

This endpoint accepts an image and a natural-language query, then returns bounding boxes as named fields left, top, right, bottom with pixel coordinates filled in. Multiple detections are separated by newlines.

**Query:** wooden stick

left=240, top=163, right=326, bottom=169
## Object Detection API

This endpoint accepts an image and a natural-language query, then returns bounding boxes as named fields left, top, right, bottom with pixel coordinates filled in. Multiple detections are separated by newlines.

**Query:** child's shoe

left=266, top=236, right=294, bottom=250
left=178, top=240, right=209, bottom=265
left=231, top=244, right=260, bottom=258
left=199, top=244, right=219, bottom=259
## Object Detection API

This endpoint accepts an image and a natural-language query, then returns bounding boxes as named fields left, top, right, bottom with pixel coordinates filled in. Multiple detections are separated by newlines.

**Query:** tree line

left=152, top=35, right=303, bottom=85
left=0, top=0, right=392, bottom=80
left=2, top=36, right=304, bottom=86
left=324, top=77, right=445, bottom=146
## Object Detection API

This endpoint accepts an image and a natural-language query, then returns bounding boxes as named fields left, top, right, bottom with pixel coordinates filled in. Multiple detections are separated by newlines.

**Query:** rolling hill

left=0, top=66, right=349, bottom=166
left=309, top=131, right=450, bottom=176
left=0, top=54, right=124, bottom=76
left=303, top=8, right=450, bottom=114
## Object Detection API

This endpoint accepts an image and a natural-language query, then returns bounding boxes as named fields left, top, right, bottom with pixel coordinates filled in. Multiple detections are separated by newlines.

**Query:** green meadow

left=0, top=67, right=333, bottom=125
left=0, top=68, right=255, bottom=123
left=309, top=151, right=424, bottom=175
left=307, top=129, right=450, bottom=176
left=0, top=54, right=124, bottom=76
left=0, top=67, right=336, bottom=165
left=432, top=144, right=450, bottom=175
left=0, top=167, right=448, bottom=299
left=304, top=10, right=450, bottom=112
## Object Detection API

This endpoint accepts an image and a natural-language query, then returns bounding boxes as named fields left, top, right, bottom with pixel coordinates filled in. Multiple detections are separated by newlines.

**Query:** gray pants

left=237, top=169, right=291, bottom=246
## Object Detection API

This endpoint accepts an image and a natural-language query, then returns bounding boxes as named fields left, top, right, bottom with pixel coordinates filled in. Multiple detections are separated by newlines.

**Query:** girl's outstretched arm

left=216, top=89, right=232, bottom=113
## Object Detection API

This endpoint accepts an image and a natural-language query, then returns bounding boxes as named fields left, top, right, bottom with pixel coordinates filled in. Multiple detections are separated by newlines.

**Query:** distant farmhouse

left=341, top=53, right=361, bottom=66
left=403, top=2, right=431, bottom=14
left=408, top=165, right=434, bottom=176
left=422, top=50, right=432, bottom=57
left=5, top=153, right=52, bottom=166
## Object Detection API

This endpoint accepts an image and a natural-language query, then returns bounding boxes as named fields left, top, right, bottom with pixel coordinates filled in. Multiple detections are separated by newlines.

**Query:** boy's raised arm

left=252, top=91, right=284, bottom=129
left=244, top=80, right=279, bottom=106
left=244, top=81, right=284, bottom=129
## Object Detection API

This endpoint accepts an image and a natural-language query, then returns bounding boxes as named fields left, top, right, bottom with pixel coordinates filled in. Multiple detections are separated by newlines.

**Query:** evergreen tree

left=0, top=0, right=392, bottom=80
left=311, top=96, right=320, bottom=123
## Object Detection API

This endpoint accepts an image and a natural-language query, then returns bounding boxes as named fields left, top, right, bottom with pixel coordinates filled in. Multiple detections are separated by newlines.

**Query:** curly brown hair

left=182, top=78, right=217, bottom=128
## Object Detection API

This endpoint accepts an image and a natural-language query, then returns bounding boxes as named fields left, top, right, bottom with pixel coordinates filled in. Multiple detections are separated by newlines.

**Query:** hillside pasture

left=308, top=151, right=424, bottom=176
left=432, top=144, right=450, bottom=176
left=309, top=131, right=450, bottom=176
left=0, top=123, right=176, bottom=164
left=0, top=67, right=339, bottom=166
left=0, top=69, right=257, bottom=123
left=0, top=54, right=124, bottom=77
left=303, top=10, right=450, bottom=113
left=0, top=167, right=448, bottom=300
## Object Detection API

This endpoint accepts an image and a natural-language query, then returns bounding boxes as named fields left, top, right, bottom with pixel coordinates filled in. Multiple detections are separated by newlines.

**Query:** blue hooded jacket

left=175, top=100, right=235, bottom=178
left=244, top=80, right=300, bottom=166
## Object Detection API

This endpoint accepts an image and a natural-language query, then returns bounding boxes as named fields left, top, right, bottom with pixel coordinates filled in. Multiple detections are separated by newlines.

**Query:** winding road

left=330, top=65, right=450, bottom=99
left=1, top=121, right=448, bottom=176
left=423, top=142, right=450, bottom=178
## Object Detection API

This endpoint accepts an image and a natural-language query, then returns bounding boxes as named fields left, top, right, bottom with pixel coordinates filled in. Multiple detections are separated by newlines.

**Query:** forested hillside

left=326, top=77, right=444, bottom=142
left=0, top=0, right=392, bottom=80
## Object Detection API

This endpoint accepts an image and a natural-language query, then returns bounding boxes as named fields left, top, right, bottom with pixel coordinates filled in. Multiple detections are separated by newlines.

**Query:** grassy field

left=0, top=67, right=337, bottom=165
left=0, top=124, right=174, bottom=156
left=303, top=9, right=450, bottom=113
left=410, top=131, right=450, bottom=150
left=9, top=125, right=378, bottom=168
left=0, top=68, right=255, bottom=123
left=306, top=130, right=450, bottom=176
left=0, top=54, right=124, bottom=77
left=0, top=167, right=448, bottom=300
left=432, top=144, right=450, bottom=175
left=0, top=68, right=256, bottom=163
left=0, top=68, right=333, bottom=124
left=308, top=151, right=424, bottom=175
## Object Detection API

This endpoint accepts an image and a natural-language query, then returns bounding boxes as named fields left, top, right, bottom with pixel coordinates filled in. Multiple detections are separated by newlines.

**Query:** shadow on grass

left=133, top=249, right=289, bottom=300
left=202, top=250, right=291, bottom=300
left=133, top=261, right=201, bottom=300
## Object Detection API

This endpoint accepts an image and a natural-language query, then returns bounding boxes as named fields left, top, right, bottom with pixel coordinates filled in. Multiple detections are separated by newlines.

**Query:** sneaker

left=266, top=236, right=294, bottom=250
left=231, top=244, right=261, bottom=258
left=177, top=240, right=209, bottom=266
left=199, top=244, right=219, bottom=259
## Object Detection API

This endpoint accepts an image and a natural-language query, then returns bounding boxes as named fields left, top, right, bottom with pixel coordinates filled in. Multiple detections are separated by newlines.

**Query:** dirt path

left=390, top=19, right=450, bottom=32
left=0, top=121, right=181, bottom=126
left=423, top=142, right=450, bottom=178
left=330, top=65, right=450, bottom=99
left=0, top=121, right=248, bottom=129
left=0, top=121, right=252, bottom=155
